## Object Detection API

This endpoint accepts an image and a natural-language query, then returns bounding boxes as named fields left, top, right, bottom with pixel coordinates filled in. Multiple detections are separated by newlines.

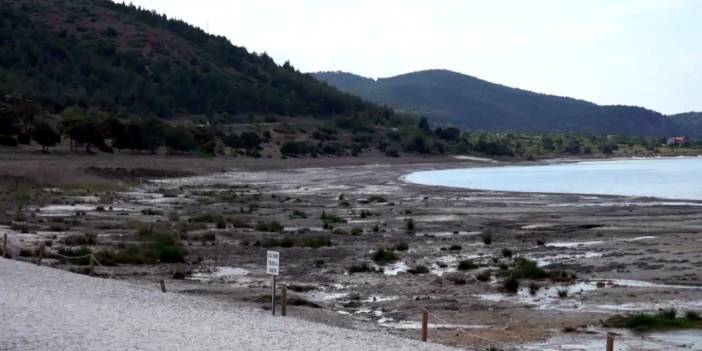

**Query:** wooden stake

left=36, top=244, right=44, bottom=266
left=89, top=254, right=95, bottom=276
left=281, top=285, right=287, bottom=316
left=2, top=233, right=7, bottom=258
left=421, top=308, right=428, bottom=342
left=160, top=279, right=167, bottom=293
left=606, top=333, right=614, bottom=351
left=271, top=275, right=277, bottom=316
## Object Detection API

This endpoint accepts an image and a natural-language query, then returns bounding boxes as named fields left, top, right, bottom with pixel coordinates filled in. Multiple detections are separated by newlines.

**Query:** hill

left=0, top=0, right=383, bottom=118
left=313, top=70, right=682, bottom=136
left=670, top=112, right=702, bottom=137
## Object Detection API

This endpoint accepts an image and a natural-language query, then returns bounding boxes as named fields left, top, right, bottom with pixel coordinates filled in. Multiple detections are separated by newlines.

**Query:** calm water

left=405, top=157, right=702, bottom=200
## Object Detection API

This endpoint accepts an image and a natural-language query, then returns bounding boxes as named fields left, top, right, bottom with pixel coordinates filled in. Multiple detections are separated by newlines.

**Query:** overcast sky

left=120, top=0, right=701, bottom=114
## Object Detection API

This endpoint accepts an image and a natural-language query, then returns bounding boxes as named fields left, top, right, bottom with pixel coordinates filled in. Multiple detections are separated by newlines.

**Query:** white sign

left=266, top=250, right=279, bottom=276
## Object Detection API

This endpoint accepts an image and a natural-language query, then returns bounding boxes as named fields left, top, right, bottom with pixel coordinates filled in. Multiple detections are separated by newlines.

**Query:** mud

left=4, top=160, right=702, bottom=350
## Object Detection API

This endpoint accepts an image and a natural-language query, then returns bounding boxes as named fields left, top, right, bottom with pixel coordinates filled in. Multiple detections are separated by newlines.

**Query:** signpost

left=267, top=250, right=280, bottom=315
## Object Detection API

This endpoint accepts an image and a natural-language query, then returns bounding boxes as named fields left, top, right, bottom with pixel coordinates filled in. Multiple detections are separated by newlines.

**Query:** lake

left=405, top=157, right=702, bottom=200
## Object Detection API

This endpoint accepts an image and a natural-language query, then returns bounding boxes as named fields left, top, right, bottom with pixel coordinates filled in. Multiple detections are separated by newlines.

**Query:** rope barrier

left=422, top=307, right=512, bottom=347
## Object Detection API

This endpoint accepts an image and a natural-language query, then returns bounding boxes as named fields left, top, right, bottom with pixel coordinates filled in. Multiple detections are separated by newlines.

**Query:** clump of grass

left=115, top=228, right=186, bottom=264
left=458, top=259, right=477, bottom=271
left=556, top=288, right=569, bottom=298
left=371, top=247, right=399, bottom=264
left=320, top=211, right=347, bottom=224
left=605, top=309, right=702, bottom=331
left=255, top=220, right=284, bottom=232
left=367, top=195, right=387, bottom=203
left=348, top=262, right=379, bottom=274
left=481, top=232, right=493, bottom=245
left=288, top=209, right=307, bottom=219
left=528, top=282, right=540, bottom=295
left=262, top=235, right=331, bottom=248
left=448, top=244, right=462, bottom=251
left=350, top=227, right=363, bottom=236
left=408, top=265, right=430, bottom=274
left=393, top=241, right=409, bottom=251
left=501, top=248, right=513, bottom=258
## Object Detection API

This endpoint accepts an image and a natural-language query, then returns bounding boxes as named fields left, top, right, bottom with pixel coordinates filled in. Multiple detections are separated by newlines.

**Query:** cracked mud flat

left=4, top=161, right=702, bottom=350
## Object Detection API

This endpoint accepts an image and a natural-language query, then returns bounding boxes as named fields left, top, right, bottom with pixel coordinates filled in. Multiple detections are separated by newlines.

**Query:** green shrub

left=605, top=309, right=702, bottom=331
left=510, top=258, right=548, bottom=280
left=56, top=246, right=92, bottom=265
left=481, top=232, right=493, bottom=245
left=117, top=228, right=186, bottom=264
left=371, top=248, right=399, bottom=263
left=557, top=288, right=569, bottom=298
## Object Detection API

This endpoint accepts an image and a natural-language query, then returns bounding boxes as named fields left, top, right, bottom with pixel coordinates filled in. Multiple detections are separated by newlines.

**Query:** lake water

left=405, top=157, right=702, bottom=200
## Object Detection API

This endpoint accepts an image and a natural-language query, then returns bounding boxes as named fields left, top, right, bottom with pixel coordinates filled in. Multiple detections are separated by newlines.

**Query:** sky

left=120, top=0, right=701, bottom=114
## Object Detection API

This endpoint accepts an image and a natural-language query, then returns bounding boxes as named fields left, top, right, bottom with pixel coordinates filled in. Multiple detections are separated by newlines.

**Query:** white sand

left=0, top=258, right=458, bottom=351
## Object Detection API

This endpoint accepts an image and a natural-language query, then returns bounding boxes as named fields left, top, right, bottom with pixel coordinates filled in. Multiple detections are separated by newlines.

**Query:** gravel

left=0, top=258, right=458, bottom=351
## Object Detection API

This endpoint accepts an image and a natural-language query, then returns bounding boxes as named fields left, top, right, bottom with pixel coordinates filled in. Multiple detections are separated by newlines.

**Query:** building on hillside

left=666, top=136, right=689, bottom=146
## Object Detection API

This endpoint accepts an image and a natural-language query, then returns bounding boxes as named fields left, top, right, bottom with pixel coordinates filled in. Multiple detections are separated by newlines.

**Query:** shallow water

left=406, top=158, right=702, bottom=200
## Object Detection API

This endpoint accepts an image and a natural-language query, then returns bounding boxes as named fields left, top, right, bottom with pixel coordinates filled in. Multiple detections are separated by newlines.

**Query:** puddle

left=379, top=318, right=489, bottom=330
left=188, top=266, right=250, bottom=283
left=477, top=279, right=702, bottom=312
left=382, top=262, right=410, bottom=276
left=532, top=252, right=603, bottom=267
left=524, top=328, right=702, bottom=351
left=546, top=240, right=604, bottom=248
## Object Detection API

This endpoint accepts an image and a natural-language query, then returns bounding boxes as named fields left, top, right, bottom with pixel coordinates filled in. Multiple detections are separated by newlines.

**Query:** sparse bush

left=476, top=270, right=492, bottom=282
left=349, top=263, right=375, bottom=274
left=458, top=259, right=477, bottom=271
left=63, top=233, right=97, bottom=246
left=501, top=248, right=513, bottom=258
left=448, top=244, right=462, bottom=251
left=405, top=218, right=415, bottom=233
left=320, top=211, right=347, bottom=224
left=408, top=265, right=430, bottom=274
left=528, top=282, right=540, bottom=295
left=367, top=195, right=387, bottom=203
left=557, top=288, right=569, bottom=298
left=256, top=220, right=284, bottom=232
left=481, top=232, right=493, bottom=245
left=503, top=276, right=520, bottom=293
left=394, top=241, right=409, bottom=251
left=510, top=258, right=548, bottom=280
left=289, top=210, right=307, bottom=219
left=350, top=227, right=363, bottom=236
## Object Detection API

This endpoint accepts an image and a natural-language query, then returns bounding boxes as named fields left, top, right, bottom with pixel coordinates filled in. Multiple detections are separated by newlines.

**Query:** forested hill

left=0, top=0, right=384, bottom=118
left=313, top=70, right=683, bottom=136
left=670, top=113, right=702, bottom=137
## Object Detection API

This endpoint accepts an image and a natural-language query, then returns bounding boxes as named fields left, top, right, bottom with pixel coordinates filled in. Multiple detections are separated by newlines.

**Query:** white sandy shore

left=0, top=258, right=457, bottom=351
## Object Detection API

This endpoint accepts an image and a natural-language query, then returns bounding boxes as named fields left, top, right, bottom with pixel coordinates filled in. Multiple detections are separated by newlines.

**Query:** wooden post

left=421, top=308, right=428, bottom=342
left=160, top=279, right=167, bottom=293
left=89, top=254, right=95, bottom=276
left=2, top=233, right=7, bottom=258
left=36, top=244, right=44, bottom=266
left=271, top=275, right=277, bottom=316
left=281, top=285, right=287, bottom=316
left=606, top=333, right=614, bottom=351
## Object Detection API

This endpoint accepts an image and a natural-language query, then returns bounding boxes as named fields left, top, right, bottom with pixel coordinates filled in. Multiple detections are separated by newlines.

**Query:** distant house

left=666, top=136, right=688, bottom=146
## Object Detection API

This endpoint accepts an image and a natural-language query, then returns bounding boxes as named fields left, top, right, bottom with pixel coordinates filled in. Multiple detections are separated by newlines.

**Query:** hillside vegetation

left=314, top=70, right=694, bottom=136
left=0, top=0, right=384, bottom=118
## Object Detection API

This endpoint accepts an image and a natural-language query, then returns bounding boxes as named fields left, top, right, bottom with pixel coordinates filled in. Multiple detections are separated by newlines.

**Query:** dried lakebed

left=4, top=161, right=702, bottom=350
